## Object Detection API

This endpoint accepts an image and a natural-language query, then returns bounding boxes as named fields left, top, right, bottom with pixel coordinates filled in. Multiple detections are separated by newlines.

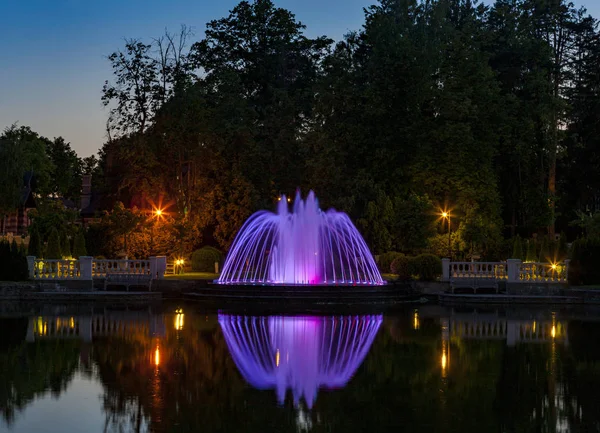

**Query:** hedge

left=191, top=246, right=223, bottom=272
left=378, top=251, right=404, bottom=274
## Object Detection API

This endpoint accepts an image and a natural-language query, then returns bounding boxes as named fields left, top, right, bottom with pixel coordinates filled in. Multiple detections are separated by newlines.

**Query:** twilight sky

left=1, top=0, right=598, bottom=158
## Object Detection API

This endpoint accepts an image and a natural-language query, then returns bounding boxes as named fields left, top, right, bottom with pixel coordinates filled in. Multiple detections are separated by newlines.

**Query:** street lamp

left=150, top=208, right=165, bottom=256
left=441, top=211, right=451, bottom=259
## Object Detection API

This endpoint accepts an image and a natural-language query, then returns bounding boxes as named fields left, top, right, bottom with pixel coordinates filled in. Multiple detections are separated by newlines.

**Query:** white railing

left=519, top=262, right=568, bottom=283
left=27, top=256, right=166, bottom=281
left=449, top=262, right=507, bottom=280
left=443, top=258, right=569, bottom=284
left=93, top=260, right=151, bottom=278
left=33, top=259, right=81, bottom=280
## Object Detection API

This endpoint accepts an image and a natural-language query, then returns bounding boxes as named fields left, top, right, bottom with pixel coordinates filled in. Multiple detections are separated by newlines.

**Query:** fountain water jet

left=218, top=190, right=384, bottom=285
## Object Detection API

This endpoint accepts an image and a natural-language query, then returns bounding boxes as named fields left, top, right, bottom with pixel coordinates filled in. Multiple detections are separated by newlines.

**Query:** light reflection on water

left=0, top=305, right=599, bottom=432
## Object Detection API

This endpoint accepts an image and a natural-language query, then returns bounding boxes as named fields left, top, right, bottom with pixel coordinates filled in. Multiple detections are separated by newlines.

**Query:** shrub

left=28, top=226, right=43, bottom=258
left=512, top=235, right=524, bottom=260
left=61, top=231, right=71, bottom=258
left=411, top=254, right=442, bottom=281
left=378, top=251, right=404, bottom=274
left=538, top=236, right=550, bottom=263
left=390, top=254, right=413, bottom=280
left=525, top=239, right=537, bottom=262
left=0, top=239, right=29, bottom=281
left=569, top=238, right=600, bottom=285
left=191, top=246, right=223, bottom=272
left=72, top=230, right=87, bottom=258
left=45, top=228, right=62, bottom=260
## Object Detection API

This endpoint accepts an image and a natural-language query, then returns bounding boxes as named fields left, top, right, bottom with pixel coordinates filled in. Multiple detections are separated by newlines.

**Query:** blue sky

left=1, top=0, right=598, bottom=157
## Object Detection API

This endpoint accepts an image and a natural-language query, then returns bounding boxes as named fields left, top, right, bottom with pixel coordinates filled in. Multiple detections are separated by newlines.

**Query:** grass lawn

left=165, top=272, right=219, bottom=280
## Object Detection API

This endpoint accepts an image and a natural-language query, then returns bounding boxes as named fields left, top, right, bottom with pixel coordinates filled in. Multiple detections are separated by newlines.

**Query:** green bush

left=72, top=230, right=87, bottom=258
left=45, top=228, right=62, bottom=260
left=0, top=239, right=29, bottom=281
left=525, top=239, right=537, bottom=262
left=28, top=226, right=43, bottom=258
left=378, top=251, right=404, bottom=274
left=390, top=254, right=413, bottom=280
left=569, top=238, right=600, bottom=285
left=61, top=231, right=71, bottom=258
left=411, top=254, right=442, bottom=281
left=512, top=235, right=524, bottom=260
left=191, top=246, right=223, bottom=272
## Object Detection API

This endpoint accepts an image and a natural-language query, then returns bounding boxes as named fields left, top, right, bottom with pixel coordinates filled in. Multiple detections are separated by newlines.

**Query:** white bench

left=103, top=273, right=153, bottom=291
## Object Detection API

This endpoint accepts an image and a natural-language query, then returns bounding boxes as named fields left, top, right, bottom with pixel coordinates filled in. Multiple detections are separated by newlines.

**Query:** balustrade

left=33, top=259, right=81, bottom=280
left=443, top=258, right=569, bottom=284
left=27, top=256, right=165, bottom=281
left=93, top=259, right=151, bottom=278
left=519, top=262, right=568, bottom=283
left=449, top=262, right=507, bottom=279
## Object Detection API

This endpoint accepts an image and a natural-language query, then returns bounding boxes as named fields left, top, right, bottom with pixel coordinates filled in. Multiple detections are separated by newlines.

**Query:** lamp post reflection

left=441, top=318, right=450, bottom=378
left=174, top=309, right=184, bottom=331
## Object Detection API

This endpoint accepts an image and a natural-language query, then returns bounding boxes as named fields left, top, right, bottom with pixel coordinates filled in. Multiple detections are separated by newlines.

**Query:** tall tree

left=46, top=137, right=82, bottom=201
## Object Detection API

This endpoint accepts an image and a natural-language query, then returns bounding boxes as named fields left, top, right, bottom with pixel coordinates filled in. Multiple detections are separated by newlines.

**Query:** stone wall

left=506, top=283, right=567, bottom=296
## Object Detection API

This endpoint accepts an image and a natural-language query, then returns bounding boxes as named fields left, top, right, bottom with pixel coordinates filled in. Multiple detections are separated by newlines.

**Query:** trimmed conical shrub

left=72, top=230, right=87, bottom=258
left=46, top=228, right=62, bottom=260
left=512, top=235, right=524, bottom=260
left=61, top=231, right=71, bottom=259
left=525, top=239, right=537, bottom=262
left=538, top=236, right=550, bottom=263
left=28, top=226, right=43, bottom=258
left=0, top=241, right=9, bottom=280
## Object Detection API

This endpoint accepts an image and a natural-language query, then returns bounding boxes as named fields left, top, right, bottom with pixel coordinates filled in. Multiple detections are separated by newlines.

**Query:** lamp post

left=151, top=208, right=164, bottom=256
left=442, top=211, right=451, bottom=259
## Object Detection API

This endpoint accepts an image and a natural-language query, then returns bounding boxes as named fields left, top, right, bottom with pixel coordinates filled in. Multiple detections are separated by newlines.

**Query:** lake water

left=1, top=303, right=599, bottom=432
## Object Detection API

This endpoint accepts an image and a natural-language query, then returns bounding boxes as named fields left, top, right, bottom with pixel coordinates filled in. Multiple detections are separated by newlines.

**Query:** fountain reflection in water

left=218, top=314, right=382, bottom=408
left=218, top=190, right=384, bottom=285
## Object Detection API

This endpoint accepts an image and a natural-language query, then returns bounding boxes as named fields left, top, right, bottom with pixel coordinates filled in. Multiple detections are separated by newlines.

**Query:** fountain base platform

left=183, top=281, right=420, bottom=306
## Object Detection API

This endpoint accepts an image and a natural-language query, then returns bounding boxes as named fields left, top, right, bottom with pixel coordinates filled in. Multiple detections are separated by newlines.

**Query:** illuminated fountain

left=218, top=314, right=382, bottom=408
left=218, top=190, right=384, bottom=285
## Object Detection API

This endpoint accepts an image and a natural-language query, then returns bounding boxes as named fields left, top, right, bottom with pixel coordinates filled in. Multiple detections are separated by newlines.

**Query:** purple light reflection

left=217, top=190, right=384, bottom=285
left=218, top=314, right=382, bottom=408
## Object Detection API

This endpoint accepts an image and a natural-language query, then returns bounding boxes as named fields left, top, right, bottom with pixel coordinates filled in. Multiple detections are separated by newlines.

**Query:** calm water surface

left=1, top=304, right=600, bottom=432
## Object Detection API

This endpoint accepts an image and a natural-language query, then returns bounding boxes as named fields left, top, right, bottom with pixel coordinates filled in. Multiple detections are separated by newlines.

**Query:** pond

left=1, top=303, right=599, bottom=432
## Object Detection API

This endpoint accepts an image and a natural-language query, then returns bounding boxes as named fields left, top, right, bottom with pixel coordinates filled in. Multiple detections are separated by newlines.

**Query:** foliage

left=0, top=240, right=28, bottom=281
left=378, top=251, right=404, bottom=274
left=28, top=201, right=78, bottom=243
left=410, top=254, right=442, bottom=281
left=390, top=254, right=412, bottom=281
left=512, top=235, right=524, bottom=260
left=556, top=232, right=568, bottom=261
left=5, top=0, right=597, bottom=258
left=568, top=237, right=600, bottom=285
left=46, top=137, right=82, bottom=201
left=538, top=236, right=550, bottom=263
left=525, top=239, right=537, bottom=263
left=0, top=125, right=52, bottom=217
left=60, top=231, right=71, bottom=259
left=191, top=246, right=223, bottom=272
left=27, top=226, right=43, bottom=258
left=72, top=230, right=87, bottom=258
left=45, top=228, right=62, bottom=260
left=104, top=202, right=146, bottom=256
